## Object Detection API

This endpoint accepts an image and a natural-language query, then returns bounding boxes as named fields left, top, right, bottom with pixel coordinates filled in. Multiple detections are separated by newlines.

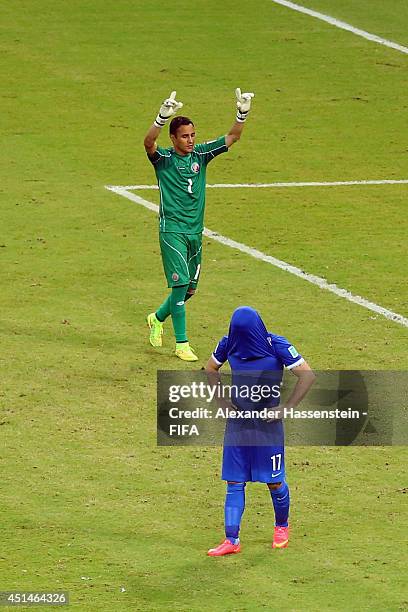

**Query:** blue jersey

left=213, top=329, right=304, bottom=483
left=213, top=332, right=304, bottom=372
left=213, top=333, right=304, bottom=410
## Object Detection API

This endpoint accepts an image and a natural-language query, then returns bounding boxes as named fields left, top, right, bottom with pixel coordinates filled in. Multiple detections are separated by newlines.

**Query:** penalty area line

left=106, top=179, right=408, bottom=191
left=270, top=0, right=408, bottom=56
left=105, top=185, right=408, bottom=329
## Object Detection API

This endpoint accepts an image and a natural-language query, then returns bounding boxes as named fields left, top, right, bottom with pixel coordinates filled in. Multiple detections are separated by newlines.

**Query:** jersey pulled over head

left=226, top=306, right=274, bottom=360
left=212, top=307, right=304, bottom=372
left=212, top=305, right=305, bottom=415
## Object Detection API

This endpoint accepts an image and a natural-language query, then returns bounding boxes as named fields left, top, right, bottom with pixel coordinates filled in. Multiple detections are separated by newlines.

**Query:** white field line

left=108, top=179, right=408, bottom=191
left=270, top=0, right=408, bottom=55
left=105, top=185, right=408, bottom=329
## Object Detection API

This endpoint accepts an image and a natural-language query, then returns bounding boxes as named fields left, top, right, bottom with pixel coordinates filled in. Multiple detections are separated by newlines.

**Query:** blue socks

left=225, top=482, right=246, bottom=544
left=223, top=481, right=289, bottom=544
left=269, top=481, right=290, bottom=527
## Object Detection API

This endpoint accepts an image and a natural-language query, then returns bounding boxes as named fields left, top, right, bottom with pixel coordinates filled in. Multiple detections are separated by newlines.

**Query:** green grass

left=1, top=1, right=408, bottom=610
left=298, top=0, right=408, bottom=46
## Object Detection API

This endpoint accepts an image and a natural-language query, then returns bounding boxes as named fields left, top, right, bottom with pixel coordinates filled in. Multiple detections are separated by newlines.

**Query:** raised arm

left=144, top=124, right=162, bottom=156
left=143, top=91, right=183, bottom=155
left=225, top=88, right=255, bottom=148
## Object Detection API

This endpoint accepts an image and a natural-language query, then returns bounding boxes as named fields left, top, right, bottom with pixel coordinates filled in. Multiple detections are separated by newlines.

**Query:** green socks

left=156, top=285, right=189, bottom=342
left=156, top=295, right=171, bottom=322
left=170, top=285, right=188, bottom=342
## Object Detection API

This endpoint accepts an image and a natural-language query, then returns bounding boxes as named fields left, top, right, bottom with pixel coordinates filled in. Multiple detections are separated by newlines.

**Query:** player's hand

left=154, top=91, right=183, bottom=128
left=264, top=406, right=284, bottom=422
left=235, top=88, right=254, bottom=122
left=160, top=91, right=183, bottom=118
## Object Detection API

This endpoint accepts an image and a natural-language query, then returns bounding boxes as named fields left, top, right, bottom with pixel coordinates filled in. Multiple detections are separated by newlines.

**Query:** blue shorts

left=221, top=420, right=285, bottom=483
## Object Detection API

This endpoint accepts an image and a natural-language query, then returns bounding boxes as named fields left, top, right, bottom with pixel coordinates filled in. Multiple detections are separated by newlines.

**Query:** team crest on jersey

left=191, top=162, right=200, bottom=173
left=172, top=272, right=179, bottom=281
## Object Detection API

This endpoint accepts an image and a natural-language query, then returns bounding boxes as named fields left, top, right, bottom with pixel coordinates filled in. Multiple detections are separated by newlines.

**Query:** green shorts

left=159, top=232, right=202, bottom=288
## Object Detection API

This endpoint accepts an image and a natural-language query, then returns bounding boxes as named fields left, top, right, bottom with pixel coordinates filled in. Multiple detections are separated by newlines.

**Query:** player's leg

left=148, top=233, right=196, bottom=360
left=171, top=233, right=202, bottom=360
left=207, top=481, right=245, bottom=557
left=267, top=480, right=290, bottom=549
left=147, top=309, right=165, bottom=347
left=173, top=236, right=199, bottom=352
left=155, top=233, right=200, bottom=356
left=267, top=443, right=290, bottom=548
left=222, top=446, right=250, bottom=546
left=156, top=295, right=171, bottom=322
left=208, top=446, right=250, bottom=556
left=149, top=285, right=190, bottom=338
left=172, top=282, right=198, bottom=361
left=268, top=485, right=290, bottom=550
left=155, top=274, right=196, bottom=319
left=148, top=286, right=197, bottom=360
left=225, top=481, right=246, bottom=544
left=266, top=428, right=289, bottom=530
left=170, top=283, right=188, bottom=343
left=146, top=234, right=178, bottom=346
left=267, top=475, right=290, bottom=527
left=252, top=420, right=290, bottom=548
left=147, top=288, right=185, bottom=348
left=186, top=233, right=202, bottom=301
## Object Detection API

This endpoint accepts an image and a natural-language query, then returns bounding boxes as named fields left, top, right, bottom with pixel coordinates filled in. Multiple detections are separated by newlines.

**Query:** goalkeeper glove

left=154, top=91, right=183, bottom=128
left=235, top=88, right=255, bottom=122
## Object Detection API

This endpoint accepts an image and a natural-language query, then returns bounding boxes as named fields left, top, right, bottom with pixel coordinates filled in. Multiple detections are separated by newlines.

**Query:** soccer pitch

left=2, top=1, right=408, bottom=610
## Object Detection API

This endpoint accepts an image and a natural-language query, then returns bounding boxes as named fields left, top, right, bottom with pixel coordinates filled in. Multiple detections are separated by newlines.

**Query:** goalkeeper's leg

left=156, top=294, right=171, bottom=322
left=148, top=232, right=197, bottom=357
left=148, top=286, right=197, bottom=360
left=146, top=288, right=180, bottom=349
left=147, top=294, right=172, bottom=348
left=170, top=285, right=188, bottom=343
left=171, top=285, right=198, bottom=361
left=154, top=285, right=194, bottom=326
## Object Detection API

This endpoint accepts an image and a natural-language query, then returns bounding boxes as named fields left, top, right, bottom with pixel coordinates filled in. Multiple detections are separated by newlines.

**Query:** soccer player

left=205, top=306, right=316, bottom=555
left=144, top=89, right=254, bottom=361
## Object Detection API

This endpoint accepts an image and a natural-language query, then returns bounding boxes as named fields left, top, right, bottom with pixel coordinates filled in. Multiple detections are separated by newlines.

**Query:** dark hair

left=169, top=116, right=194, bottom=136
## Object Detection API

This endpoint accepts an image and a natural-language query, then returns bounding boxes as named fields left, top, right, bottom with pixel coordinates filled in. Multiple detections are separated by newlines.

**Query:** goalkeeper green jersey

left=147, top=136, right=228, bottom=233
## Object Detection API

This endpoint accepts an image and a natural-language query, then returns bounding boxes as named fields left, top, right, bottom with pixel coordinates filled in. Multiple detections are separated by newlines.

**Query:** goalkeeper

left=144, top=89, right=254, bottom=361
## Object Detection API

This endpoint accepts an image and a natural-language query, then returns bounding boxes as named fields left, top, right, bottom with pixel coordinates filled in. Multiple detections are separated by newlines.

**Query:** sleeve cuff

left=212, top=354, right=224, bottom=366
left=285, top=357, right=305, bottom=370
